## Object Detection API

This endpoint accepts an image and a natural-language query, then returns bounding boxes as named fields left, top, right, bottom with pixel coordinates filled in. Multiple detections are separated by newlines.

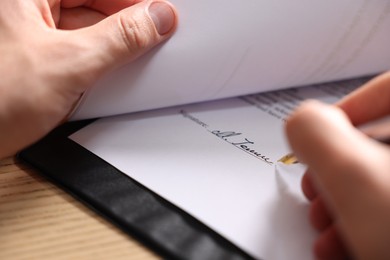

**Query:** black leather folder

left=19, top=120, right=253, bottom=260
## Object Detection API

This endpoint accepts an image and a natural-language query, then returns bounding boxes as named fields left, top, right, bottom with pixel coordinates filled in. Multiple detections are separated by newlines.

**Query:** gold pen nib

left=278, top=153, right=299, bottom=165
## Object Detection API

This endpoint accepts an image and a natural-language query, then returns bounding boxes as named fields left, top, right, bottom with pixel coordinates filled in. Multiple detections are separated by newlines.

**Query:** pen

left=278, top=135, right=390, bottom=165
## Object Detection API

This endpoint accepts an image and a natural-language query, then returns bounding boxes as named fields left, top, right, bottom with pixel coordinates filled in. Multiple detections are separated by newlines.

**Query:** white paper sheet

left=71, top=0, right=390, bottom=120
left=70, top=79, right=365, bottom=259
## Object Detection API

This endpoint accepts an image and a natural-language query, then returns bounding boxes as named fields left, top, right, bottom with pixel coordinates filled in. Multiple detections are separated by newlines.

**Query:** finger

left=337, top=72, right=390, bottom=126
left=82, top=0, right=177, bottom=62
left=301, top=171, right=318, bottom=201
left=310, top=197, right=333, bottom=231
left=46, top=0, right=118, bottom=28
left=286, top=100, right=390, bottom=256
left=286, top=100, right=390, bottom=210
left=58, top=0, right=177, bottom=92
left=58, top=7, right=106, bottom=29
left=314, top=225, right=351, bottom=260
left=61, top=0, right=143, bottom=15
left=57, top=0, right=146, bottom=29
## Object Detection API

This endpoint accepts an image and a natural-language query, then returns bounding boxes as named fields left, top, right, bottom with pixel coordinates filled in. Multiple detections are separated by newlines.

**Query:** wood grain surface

left=0, top=157, right=158, bottom=260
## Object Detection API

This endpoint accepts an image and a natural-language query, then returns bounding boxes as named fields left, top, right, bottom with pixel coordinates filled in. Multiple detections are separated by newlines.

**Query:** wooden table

left=0, top=157, right=157, bottom=260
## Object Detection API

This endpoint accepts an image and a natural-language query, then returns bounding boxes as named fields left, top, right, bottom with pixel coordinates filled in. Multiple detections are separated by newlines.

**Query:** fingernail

left=149, top=1, right=176, bottom=35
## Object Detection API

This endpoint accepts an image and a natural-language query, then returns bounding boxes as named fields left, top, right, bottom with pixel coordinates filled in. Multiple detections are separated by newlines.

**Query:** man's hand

left=0, top=0, right=177, bottom=158
left=286, top=72, right=390, bottom=259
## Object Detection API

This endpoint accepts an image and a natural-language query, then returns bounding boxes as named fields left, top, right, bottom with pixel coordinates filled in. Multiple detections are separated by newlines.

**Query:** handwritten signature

left=180, top=110, right=274, bottom=165
left=211, top=130, right=273, bottom=165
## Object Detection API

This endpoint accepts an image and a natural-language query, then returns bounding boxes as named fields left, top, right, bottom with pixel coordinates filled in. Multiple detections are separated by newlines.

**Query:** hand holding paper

left=0, top=0, right=177, bottom=158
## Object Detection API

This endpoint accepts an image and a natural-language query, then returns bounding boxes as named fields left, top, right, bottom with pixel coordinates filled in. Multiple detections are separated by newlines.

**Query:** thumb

left=65, top=0, right=177, bottom=82
left=286, top=100, right=390, bottom=257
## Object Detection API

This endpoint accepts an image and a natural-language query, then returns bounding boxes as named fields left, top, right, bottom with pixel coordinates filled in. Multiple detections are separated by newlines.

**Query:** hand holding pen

left=285, top=72, right=390, bottom=260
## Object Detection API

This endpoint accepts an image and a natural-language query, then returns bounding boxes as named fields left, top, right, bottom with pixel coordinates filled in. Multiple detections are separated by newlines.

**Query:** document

left=71, top=78, right=365, bottom=259
left=69, top=1, right=390, bottom=258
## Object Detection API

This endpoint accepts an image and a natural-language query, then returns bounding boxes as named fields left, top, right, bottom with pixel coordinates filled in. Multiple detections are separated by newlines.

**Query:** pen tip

left=278, top=153, right=299, bottom=165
